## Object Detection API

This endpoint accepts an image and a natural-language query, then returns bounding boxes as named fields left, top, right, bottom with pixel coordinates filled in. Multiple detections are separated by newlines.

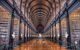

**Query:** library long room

left=0, top=0, right=80, bottom=50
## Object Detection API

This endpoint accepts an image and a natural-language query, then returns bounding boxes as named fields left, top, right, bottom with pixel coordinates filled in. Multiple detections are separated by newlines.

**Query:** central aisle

left=14, top=39, right=68, bottom=50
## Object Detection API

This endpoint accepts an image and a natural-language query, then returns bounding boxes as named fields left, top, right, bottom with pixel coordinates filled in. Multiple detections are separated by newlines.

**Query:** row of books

left=0, top=17, right=10, bottom=45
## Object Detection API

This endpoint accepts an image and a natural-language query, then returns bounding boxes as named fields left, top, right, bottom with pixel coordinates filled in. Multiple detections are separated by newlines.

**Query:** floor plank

left=14, top=39, right=68, bottom=50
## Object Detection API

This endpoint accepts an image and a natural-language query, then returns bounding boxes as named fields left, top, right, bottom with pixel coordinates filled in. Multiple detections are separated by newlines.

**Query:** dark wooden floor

left=14, top=39, right=67, bottom=50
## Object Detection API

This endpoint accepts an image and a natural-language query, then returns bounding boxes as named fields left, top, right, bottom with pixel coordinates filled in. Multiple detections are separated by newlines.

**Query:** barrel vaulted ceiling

left=12, top=0, right=71, bottom=33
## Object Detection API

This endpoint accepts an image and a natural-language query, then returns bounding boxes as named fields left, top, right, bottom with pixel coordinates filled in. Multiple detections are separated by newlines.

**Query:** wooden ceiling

left=14, top=0, right=70, bottom=32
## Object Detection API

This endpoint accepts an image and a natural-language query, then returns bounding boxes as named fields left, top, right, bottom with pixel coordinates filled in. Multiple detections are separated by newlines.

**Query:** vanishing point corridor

left=0, top=0, right=80, bottom=50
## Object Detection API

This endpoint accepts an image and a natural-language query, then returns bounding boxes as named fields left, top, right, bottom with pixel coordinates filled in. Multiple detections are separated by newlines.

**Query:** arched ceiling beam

left=29, top=3, right=51, bottom=12
left=32, top=9, right=49, bottom=15
left=29, top=5, right=50, bottom=14
left=30, top=8, right=50, bottom=17
left=31, top=12, right=47, bottom=17
left=27, top=0, right=53, bottom=10
left=30, top=9, right=50, bottom=18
